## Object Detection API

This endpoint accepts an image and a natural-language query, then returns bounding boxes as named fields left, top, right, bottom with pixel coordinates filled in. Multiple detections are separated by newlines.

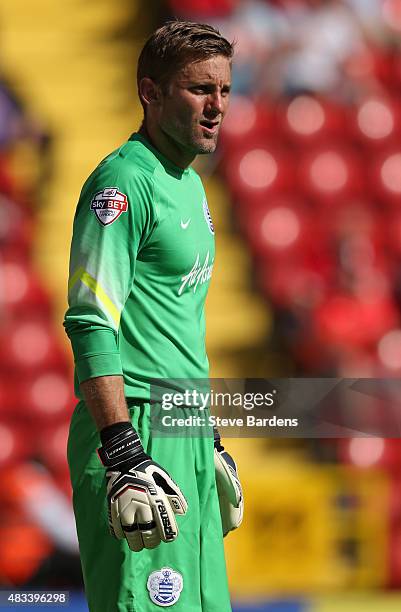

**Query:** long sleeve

left=64, top=154, right=156, bottom=385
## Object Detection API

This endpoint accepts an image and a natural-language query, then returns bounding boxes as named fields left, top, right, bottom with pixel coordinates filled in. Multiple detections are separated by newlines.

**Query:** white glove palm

left=98, top=425, right=187, bottom=552
left=214, top=430, right=243, bottom=536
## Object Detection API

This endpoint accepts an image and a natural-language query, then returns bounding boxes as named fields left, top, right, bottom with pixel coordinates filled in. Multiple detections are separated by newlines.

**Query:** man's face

left=156, top=55, right=232, bottom=157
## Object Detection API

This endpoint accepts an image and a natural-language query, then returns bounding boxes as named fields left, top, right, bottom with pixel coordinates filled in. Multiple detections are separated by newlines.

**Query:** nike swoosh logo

left=181, top=219, right=191, bottom=229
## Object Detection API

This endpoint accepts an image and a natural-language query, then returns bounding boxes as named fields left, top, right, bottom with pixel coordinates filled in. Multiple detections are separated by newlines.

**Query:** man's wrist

left=100, top=421, right=132, bottom=445
left=98, top=422, right=146, bottom=468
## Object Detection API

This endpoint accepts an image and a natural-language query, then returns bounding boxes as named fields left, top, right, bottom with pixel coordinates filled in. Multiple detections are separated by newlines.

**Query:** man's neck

left=138, top=123, right=195, bottom=170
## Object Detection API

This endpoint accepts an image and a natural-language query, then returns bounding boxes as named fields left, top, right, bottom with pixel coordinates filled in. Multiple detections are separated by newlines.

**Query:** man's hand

left=214, top=428, right=243, bottom=536
left=98, top=423, right=188, bottom=552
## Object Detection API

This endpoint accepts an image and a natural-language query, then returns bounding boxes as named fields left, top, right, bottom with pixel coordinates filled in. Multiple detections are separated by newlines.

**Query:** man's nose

left=206, top=91, right=224, bottom=114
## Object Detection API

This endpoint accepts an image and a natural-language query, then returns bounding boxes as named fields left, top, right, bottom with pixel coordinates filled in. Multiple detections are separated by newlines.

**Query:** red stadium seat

left=0, top=421, right=33, bottom=468
left=16, top=371, right=75, bottom=425
left=370, top=148, right=401, bottom=207
left=0, top=317, right=69, bottom=375
left=348, top=96, right=401, bottom=150
left=242, top=198, right=327, bottom=261
left=277, top=95, right=346, bottom=148
left=219, top=97, right=276, bottom=152
left=224, top=145, right=295, bottom=203
left=297, top=146, right=363, bottom=206
left=377, top=328, right=401, bottom=372
left=339, top=438, right=401, bottom=471
left=0, top=258, right=52, bottom=317
left=258, top=255, right=334, bottom=308
left=315, top=293, right=399, bottom=350
left=0, top=379, right=20, bottom=419
left=234, top=192, right=307, bottom=228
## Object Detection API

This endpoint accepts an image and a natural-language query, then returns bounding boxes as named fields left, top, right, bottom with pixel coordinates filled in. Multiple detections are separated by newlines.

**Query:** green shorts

left=67, top=401, right=232, bottom=612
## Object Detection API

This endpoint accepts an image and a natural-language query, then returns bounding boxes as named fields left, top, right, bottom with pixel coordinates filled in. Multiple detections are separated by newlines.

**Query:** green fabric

left=64, top=133, right=215, bottom=396
left=68, top=324, right=122, bottom=381
left=64, top=133, right=228, bottom=610
left=67, top=401, right=232, bottom=612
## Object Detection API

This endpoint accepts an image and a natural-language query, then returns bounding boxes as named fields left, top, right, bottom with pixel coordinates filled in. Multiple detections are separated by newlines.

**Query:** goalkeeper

left=64, top=20, right=243, bottom=612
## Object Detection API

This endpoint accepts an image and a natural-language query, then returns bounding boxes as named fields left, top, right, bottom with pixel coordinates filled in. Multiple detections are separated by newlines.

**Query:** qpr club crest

left=90, top=187, right=128, bottom=226
left=147, top=567, right=183, bottom=607
left=202, top=197, right=214, bottom=235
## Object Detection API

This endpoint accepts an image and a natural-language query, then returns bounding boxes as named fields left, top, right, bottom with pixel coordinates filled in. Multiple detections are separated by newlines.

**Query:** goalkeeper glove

left=214, top=428, right=243, bottom=536
left=98, top=422, right=188, bottom=552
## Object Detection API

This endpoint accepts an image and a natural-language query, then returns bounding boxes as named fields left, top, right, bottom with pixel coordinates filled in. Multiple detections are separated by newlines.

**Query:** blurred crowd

left=168, top=0, right=401, bottom=380
left=0, top=78, right=79, bottom=588
left=169, top=0, right=401, bottom=101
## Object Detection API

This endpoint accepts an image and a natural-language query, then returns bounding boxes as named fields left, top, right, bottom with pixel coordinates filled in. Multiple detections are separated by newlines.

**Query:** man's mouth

left=200, top=120, right=219, bottom=134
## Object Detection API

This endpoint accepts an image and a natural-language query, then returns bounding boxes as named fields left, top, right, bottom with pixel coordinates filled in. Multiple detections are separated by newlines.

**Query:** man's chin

left=194, top=139, right=218, bottom=154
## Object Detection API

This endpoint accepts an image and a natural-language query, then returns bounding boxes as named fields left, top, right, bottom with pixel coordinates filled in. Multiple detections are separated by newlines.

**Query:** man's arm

left=64, top=162, right=156, bottom=395
left=78, top=373, right=188, bottom=552
left=64, top=164, right=187, bottom=552
left=80, top=375, right=129, bottom=431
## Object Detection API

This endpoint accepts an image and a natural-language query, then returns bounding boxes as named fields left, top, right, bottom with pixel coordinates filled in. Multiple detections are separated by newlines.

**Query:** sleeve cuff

left=68, top=326, right=123, bottom=383
left=75, top=351, right=123, bottom=383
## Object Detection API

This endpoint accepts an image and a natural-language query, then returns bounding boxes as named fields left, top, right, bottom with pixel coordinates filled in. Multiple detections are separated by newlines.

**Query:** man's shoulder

left=95, top=138, right=158, bottom=181
left=81, top=139, right=158, bottom=199
left=79, top=141, right=159, bottom=212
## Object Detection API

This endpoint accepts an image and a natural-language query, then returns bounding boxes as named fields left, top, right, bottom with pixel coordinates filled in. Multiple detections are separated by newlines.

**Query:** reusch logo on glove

left=90, top=187, right=128, bottom=226
left=156, top=500, right=176, bottom=540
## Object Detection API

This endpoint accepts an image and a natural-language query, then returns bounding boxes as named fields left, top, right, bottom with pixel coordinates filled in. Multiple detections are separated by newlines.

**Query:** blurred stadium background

left=1, top=0, right=401, bottom=610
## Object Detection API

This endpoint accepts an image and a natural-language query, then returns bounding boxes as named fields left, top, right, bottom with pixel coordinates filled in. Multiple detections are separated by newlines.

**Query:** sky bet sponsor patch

left=90, top=187, right=128, bottom=226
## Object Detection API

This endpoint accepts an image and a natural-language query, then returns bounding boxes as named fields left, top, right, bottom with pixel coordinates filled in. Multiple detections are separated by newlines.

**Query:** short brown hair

left=137, top=20, right=234, bottom=98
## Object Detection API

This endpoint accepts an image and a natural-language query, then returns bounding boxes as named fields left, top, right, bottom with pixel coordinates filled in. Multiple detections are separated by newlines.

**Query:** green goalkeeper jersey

left=64, top=133, right=215, bottom=400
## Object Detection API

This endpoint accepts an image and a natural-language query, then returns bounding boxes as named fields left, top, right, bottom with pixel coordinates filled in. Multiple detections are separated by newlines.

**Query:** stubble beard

left=195, top=139, right=218, bottom=154
left=188, top=127, right=220, bottom=155
left=163, top=121, right=219, bottom=157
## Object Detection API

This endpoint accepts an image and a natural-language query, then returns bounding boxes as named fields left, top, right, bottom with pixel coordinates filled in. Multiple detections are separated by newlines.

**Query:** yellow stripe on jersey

left=68, top=266, right=121, bottom=327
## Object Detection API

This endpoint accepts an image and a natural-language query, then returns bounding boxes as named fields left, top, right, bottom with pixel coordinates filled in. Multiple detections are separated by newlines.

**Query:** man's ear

left=138, top=77, right=161, bottom=109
